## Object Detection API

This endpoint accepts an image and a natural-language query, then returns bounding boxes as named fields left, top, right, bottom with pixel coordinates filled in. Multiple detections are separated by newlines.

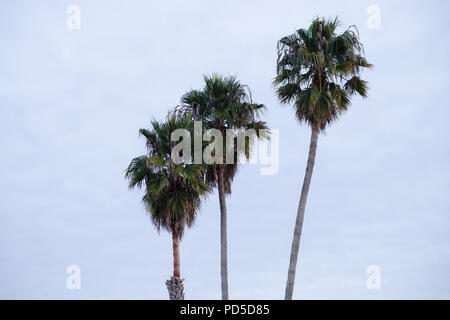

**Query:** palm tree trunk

left=166, top=233, right=184, bottom=300
left=172, top=233, right=181, bottom=278
left=285, top=124, right=319, bottom=300
left=217, top=165, right=229, bottom=300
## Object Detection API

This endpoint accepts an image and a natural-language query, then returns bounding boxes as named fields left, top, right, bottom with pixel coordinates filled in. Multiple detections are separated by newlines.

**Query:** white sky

left=1, top=0, right=449, bottom=299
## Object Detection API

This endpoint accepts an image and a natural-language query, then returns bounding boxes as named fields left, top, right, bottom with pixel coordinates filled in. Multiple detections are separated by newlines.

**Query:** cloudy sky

left=1, top=0, right=449, bottom=299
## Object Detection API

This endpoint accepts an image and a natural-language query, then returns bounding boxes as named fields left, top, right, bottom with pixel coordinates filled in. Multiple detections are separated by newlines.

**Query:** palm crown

left=125, top=114, right=209, bottom=239
left=175, top=74, right=268, bottom=192
left=274, top=17, right=373, bottom=130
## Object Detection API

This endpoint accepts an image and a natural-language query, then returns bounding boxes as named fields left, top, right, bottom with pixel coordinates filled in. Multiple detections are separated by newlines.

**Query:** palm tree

left=125, top=114, right=210, bottom=300
left=274, top=17, right=372, bottom=299
left=175, top=74, right=268, bottom=299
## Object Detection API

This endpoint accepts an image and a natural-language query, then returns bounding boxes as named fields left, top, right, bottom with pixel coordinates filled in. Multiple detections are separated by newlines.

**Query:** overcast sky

left=1, top=0, right=449, bottom=299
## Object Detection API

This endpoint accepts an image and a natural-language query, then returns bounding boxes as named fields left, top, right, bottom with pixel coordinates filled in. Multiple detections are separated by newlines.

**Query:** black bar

left=1, top=300, right=448, bottom=318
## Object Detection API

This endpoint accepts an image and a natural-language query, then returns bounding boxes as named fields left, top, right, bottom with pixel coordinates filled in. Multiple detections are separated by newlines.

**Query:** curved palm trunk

left=217, top=165, right=229, bottom=300
left=285, top=124, right=319, bottom=300
left=166, top=233, right=184, bottom=300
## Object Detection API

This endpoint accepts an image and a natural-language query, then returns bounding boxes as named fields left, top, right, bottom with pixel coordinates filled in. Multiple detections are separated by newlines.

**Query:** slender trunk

left=285, top=124, right=319, bottom=300
left=217, top=165, right=229, bottom=300
left=166, top=233, right=184, bottom=300
left=172, top=232, right=180, bottom=278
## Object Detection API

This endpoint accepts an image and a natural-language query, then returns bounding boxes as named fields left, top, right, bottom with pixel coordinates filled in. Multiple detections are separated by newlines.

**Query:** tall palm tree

left=125, top=114, right=210, bottom=300
left=175, top=74, right=268, bottom=299
left=274, top=17, right=372, bottom=299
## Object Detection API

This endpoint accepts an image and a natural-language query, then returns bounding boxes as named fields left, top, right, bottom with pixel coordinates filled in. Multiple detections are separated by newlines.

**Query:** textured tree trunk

left=285, top=124, right=319, bottom=300
left=166, top=233, right=184, bottom=300
left=217, top=165, right=229, bottom=300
